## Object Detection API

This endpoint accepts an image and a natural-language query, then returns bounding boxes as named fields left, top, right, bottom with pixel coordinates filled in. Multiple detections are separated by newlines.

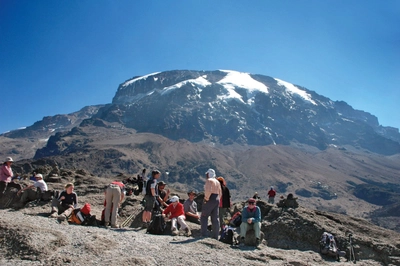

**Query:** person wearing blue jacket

left=239, top=198, right=261, bottom=246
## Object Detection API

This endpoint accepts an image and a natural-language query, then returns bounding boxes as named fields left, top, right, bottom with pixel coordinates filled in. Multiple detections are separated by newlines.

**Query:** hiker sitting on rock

left=277, top=193, right=299, bottom=209
left=17, top=173, right=48, bottom=206
left=157, top=181, right=170, bottom=208
left=50, top=183, right=78, bottom=222
left=162, top=195, right=191, bottom=236
left=183, top=190, right=200, bottom=224
left=239, top=198, right=262, bottom=247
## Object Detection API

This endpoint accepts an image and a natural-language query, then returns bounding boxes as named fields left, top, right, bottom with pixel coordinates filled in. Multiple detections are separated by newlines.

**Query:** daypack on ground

left=219, top=226, right=235, bottom=245
left=320, top=232, right=340, bottom=258
left=147, top=211, right=166, bottom=235
left=229, top=211, right=242, bottom=227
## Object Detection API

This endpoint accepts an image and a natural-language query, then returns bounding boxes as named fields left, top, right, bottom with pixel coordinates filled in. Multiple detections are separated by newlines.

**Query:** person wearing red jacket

left=267, top=186, right=276, bottom=204
left=162, top=195, right=191, bottom=236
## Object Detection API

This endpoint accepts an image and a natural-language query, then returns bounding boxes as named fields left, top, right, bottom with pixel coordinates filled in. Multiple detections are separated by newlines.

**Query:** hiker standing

left=142, top=170, right=161, bottom=228
left=141, top=169, right=147, bottom=195
left=201, top=168, right=222, bottom=240
left=239, top=198, right=262, bottom=247
left=0, top=157, right=21, bottom=199
left=217, top=176, right=231, bottom=232
left=104, top=181, right=126, bottom=228
left=267, top=186, right=276, bottom=204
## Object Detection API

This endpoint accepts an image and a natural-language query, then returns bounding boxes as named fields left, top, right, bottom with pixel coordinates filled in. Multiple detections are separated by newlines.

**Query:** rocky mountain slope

left=0, top=169, right=399, bottom=266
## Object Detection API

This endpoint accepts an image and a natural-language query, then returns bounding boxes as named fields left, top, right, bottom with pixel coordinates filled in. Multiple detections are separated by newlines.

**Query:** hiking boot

left=142, top=222, right=148, bottom=229
left=49, top=211, right=58, bottom=218
left=171, top=228, right=179, bottom=236
left=256, top=238, right=261, bottom=247
left=57, top=214, right=66, bottom=222
left=239, top=237, right=245, bottom=247
left=111, top=224, right=119, bottom=228
left=104, top=222, right=110, bottom=227
left=185, top=227, right=192, bottom=237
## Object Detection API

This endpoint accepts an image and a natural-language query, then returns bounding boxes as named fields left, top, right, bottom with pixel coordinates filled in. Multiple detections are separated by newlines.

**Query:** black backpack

left=219, top=226, right=234, bottom=245
left=147, top=212, right=166, bottom=235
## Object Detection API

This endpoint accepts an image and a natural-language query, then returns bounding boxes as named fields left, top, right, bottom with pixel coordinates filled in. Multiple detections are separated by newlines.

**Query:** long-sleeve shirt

left=163, top=202, right=185, bottom=219
left=204, top=177, right=222, bottom=201
left=241, top=206, right=261, bottom=223
left=59, top=191, right=78, bottom=209
left=0, top=164, right=13, bottom=182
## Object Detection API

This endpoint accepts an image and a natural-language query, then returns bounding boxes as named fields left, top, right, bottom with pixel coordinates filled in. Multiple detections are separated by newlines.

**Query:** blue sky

left=1, top=0, right=399, bottom=134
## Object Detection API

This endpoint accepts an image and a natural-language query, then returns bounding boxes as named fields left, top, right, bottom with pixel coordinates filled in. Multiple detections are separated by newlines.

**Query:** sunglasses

left=248, top=202, right=255, bottom=205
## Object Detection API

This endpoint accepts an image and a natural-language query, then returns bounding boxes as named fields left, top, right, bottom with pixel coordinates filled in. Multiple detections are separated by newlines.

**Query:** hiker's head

left=205, top=169, right=216, bottom=178
left=35, top=173, right=43, bottom=180
left=65, top=183, right=74, bottom=194
left=152, top=170, right=161, bottom=178
left=170, top=195, right=179, bottom=205
left=158, top=181, right=166, bottom=189
left=187, top=190, right=197, bottom=199
left=4, top=157, right=13, bottom=165
left=217, top=176, right=226, bottom=186
left=248, top=198, right=256, bottom=209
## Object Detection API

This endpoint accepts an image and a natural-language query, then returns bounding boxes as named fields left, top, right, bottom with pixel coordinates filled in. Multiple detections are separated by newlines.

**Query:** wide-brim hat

left=5, top=157, right=13, bottom=162
left=187, top=190, right=197, bottom=196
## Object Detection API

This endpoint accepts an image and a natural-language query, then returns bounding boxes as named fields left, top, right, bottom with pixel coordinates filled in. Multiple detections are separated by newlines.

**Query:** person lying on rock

left=17, top=173, right=48, bottom=206
left=239, top=198, right=261, bottom=247
left=162, top=195, right=191, bottom=236
left=49, top=183, right=78, bottom=222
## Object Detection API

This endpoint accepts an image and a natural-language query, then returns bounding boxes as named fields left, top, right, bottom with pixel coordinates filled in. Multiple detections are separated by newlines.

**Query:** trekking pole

left=347, top=233, right=356, bottom=263
left=121, top=209, right=141, bottom=227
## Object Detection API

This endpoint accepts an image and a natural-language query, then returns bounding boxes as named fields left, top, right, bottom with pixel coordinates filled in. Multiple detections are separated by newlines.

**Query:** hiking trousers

left=171, top=215, right=188, bottom=230
left=240, top=221, right=261, bottom=239
left=105, top=184, right=121, bottom=226
left=201, top=193, right=220, bottom=239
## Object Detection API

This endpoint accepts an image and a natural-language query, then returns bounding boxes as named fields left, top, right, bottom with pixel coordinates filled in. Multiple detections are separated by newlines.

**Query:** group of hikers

left=1, top=156, right=299, bottom=248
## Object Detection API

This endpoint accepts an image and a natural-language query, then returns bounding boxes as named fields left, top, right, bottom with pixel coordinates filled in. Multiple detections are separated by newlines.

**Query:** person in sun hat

left=157, top=181, right=170, bottom=208
left=184, top=190, right=200, bottom=224
left=0, top=157, right=21, bottom=198
left=162, top=195, right=191, bottom=236
left=200, top=168, right=222, bottom=239
left=239, top=198, right=262, bottom=247
left=17, top=173, right=48, bottom=206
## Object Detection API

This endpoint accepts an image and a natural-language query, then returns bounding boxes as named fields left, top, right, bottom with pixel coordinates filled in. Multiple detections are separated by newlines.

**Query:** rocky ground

left=0, top=173, right=399, bottom=266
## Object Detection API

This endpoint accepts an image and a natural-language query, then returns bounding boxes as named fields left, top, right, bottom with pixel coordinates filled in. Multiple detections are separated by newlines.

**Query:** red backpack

left=81, top=203, right=91, bottom=216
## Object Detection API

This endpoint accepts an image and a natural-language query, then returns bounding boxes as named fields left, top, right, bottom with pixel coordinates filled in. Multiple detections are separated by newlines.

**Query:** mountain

left=1, top=70, right=400, bottom=233
left=103, top=70, right=399, bottom=155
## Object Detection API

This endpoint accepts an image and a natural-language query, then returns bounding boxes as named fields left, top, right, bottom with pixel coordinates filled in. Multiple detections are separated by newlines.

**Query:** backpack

left=219, top=226, right=234, bottom=245
left=320, top=232, right=338, bottom=256
left=69, top=209, right=88, bottom=225
left=146, top=212, right=166, bottom=235
left=229, top=211, right=242, bottom=227
left=80, top=203, right=91, bottom=216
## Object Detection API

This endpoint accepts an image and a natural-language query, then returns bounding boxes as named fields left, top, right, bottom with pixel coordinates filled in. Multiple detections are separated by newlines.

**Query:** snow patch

left=274, top=78, right=317, bottom=105
left=122, top=72, right=161, bottom=87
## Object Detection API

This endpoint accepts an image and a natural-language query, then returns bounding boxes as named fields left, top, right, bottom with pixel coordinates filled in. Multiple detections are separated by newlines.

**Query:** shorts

left=144, top=194, right=156, bottom=211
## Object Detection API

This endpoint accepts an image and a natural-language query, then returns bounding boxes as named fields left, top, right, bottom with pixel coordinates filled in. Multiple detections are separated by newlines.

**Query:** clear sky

left=1, top=0, right=399, bottom=134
